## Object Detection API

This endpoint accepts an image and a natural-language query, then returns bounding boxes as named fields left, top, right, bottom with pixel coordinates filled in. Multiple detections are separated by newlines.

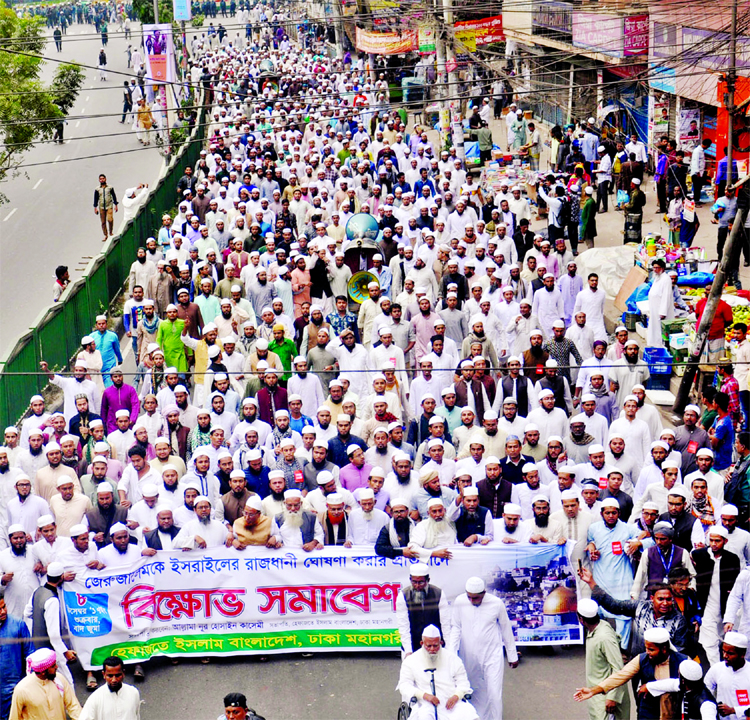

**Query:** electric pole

left=672, top=0, right=742, bottom=416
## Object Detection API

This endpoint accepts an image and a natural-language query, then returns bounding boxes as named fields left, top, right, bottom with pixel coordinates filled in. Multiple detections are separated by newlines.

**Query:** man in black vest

left=498, top=359, right=534, bottom=418
left=394, top=563, right=449, bottom=657
left=446, top=486, right=493, bottom=545
left=659, top=487, right=697, bottom=551
left=475, top=457, right=513, bottom=518
left=375, top=499, right=418, bottom=558
left=536, top=359, right=572, bottom=413
left=142, top=507, right=181, bottom=552
left=691, top=525, right=741, bottom=665
left=85, top=485, right=128, bottom=548
left=320, top=493, right=349, bottom=546
left=28, top=562, right=79, bottom=686
left=575, top=626, right=687, bottom=718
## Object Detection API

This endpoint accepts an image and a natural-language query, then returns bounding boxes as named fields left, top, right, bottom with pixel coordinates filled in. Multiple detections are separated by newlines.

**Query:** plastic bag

left=617, top=189, right=629, bottom=205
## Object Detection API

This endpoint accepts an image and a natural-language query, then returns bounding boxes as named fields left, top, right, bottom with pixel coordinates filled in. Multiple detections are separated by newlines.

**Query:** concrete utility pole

left=672, top=0, right=742, bottom=416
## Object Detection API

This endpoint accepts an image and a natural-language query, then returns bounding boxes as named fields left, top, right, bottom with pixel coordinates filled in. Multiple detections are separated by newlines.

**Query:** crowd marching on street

left=6, top=1, right=750, bottom=719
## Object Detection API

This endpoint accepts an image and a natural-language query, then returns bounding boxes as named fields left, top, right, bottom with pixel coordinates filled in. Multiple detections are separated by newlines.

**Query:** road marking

left=33, top=179, right=43, bottom=190
left=80, top=108, right=85, bottom=114
left=3, top=208, right=17, bottom=222
left=54, top=155, right=60, bottom=163
left=85, top=96, right=89, bottom=101
left=89, top=85, right=94, bottom=89
left=75, top=121, right=80, bottom=127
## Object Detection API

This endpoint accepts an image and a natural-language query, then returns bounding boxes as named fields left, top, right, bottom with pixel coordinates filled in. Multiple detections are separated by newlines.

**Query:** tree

left=0, top=9, right=85, bottom=204
left=132, top=0, right=174, bottom=24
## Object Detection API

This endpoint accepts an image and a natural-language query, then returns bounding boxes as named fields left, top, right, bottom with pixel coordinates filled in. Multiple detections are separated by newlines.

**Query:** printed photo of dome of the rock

left=483, top=551, right=582, bottom=644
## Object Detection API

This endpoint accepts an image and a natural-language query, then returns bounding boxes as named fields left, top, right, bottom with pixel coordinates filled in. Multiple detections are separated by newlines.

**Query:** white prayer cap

left=284, top=489, right=302, bottom=500
left=632, top=178, right=642, bottom=186
left=268, top=470, right=285, bottom=481
left=110, top=522, right=129, bottom=535
left=524, top=424, right=540, bottom=434
left=69, top=523, right=88, bottom=537
left=279, top=438, right=296, bottom=450
left=507, top=355, right=521, bottom=364
left=115, top=409, right=131, bottom=419
left=244, top=496, right=263, bottom=512
left=624, top=339, right=640, bottom=348
left=678, top=659, right=703, bottom=682
left=529, top=328, right=544, bottom=338
left=485, top=456, right=501, bottom=466
left=141, top=483, right=159, bottom=497
left=503, top=503, right=522, bottom=516
left=708, top=524, right=729, bottom=539
left=8, top=524, right=25, bottom=536
left=422, top=624, right=441, bottom=639
left=37, top=514, right=55, bottom=528
left=46, top=562, right=65, bottom=578
left=662, top=459, right=682, bottom=471
left=581, top=393, right=597, bottom=403
left=463, top=486, right=479, bottom=498
left=552, top=320, right=566, bottom=329
left=601, top=499, right=620, bottom=509
left=588, top=444, right=605, bottom=455
left=522, top=463, right=538, bottom=473
left=229, top=469, right=245, bottom=480
left=560, top=489, right=579, bottom=501
left=94, top=441, right=110, bottom=452
left=651, top=440, right=669, bottom=451
left=531, top=494, right=549, bottom=505
left=548, top=435, right=564, bottom=445
left=96, top=484, right=114, bottom=496
left=56, top=476, right=75, bottom=488
left=538, top=389, right=554, bottom=399
left=660, top=428, right=676, bottom=438
left=577, top=598, right=599, bottom=619
left=722, top=504, right=739, bottom=516
left=192, top=447, right=211, bottom=460
left=484, top=410, right=499, bottom=421
left=724, top=631, right=749, bottom=649
left=696, top=448, right=714, bottom=459
left=642, top=502, right=660, bottom=512
left=245, top=449, right=262, bottom=463
left=643, top=627, right=671, bottom=645
left=465, top=577, right=486, bottom=593
left=358, top=488, right=375, bottom=501
left=543, top=272, right=555, bottom=280
left=323, top=493, right=343, bottom=507
left=685, top=404, right=702, bottom=415
left=194, top=495, right=211, bottom=506
left=392, top=451, right=411, bottom=464
left=427, top=498, right=444, bottom=510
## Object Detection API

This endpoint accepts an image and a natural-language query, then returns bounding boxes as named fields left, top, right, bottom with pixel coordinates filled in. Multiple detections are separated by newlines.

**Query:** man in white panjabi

left=173, top=497, right=232, bottom=550
left=448, top=577, right=518, bottom=720
left=408, top=499, right=456, bottom=560
left=398, top=624, right=478, bottom=720
left=646, top=258, right=674, bottom=348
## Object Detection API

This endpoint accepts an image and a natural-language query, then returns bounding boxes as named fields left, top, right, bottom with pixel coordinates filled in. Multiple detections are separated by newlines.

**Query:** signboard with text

left=63, top=545, right=581, bottom=670
left=572, top=12, right=648, bottom=58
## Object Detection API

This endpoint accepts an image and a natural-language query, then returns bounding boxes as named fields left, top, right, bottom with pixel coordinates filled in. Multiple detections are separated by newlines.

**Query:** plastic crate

left=647, top=374, right=672, bottom=390
left=644, top=346, right=673, bottom=375
left=661, top=319, right=688, bottom=337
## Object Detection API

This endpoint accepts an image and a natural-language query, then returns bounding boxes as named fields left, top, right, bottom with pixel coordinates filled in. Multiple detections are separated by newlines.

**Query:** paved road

left=0, top=21, right=165, bottom=356
left=68, top=645, right=590, bottom=720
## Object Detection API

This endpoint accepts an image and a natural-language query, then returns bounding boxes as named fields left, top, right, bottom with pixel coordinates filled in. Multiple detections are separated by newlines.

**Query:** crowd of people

left=5, top=4, right=750, bottom=720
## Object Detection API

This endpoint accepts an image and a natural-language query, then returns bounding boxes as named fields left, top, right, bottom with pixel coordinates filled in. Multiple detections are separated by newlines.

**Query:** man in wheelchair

left=396, top=625, right=478, bottom=720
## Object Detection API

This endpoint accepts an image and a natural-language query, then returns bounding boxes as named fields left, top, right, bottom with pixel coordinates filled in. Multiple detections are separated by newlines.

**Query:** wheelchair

left=397, top=694, right=473, bottom=719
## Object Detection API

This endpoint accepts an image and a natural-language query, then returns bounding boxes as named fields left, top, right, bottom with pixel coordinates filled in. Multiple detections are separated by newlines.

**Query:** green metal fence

left=0, top=110, right=207, bottom=425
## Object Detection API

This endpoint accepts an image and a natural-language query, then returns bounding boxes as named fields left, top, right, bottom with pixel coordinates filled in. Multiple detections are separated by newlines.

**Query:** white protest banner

left=62, top=544, right=581, bottom=670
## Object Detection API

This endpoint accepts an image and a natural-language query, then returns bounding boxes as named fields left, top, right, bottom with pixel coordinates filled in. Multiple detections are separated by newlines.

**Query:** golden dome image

left=542, top=586, right=577, bottom=615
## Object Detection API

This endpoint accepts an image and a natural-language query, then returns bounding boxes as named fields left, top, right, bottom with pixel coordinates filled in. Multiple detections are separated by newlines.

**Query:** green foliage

left=0, top=9, right=84, bottom=204
left=132, top=0, right=173, bottom=24
left=191, top=13, right=204, bottom=27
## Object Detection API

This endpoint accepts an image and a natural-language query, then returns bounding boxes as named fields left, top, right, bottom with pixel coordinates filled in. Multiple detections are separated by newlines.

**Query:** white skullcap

left=465, top=577, right=486, bottom=593
left=484, top=410, right=498, bottom=421
left=679, top=659, right=703, bottom=682
left=581, top=393, right=597, bottom=403
left=325, top=493, right=344, bottom=506
left=577, top=598, right=599, bottom=619
left=724, top=631, right=749, bottom=649
left=96, top=484, right=114, bottom=496
left=463, top=486, right=479, bottom=498
left=642, top=502, right=660, bottom=511
left=522, top=463, right=538, bottom=473
left=560, top=489, right=579, bottom=501
left=115, top=409, right=130, bottom=419
left=552, top=320, right=566, bottom=329
left=662, top=459, right=682, bottom=471
left=8, top=524, right=25, bottom=536
left=538, top=389, right=554, bottom=399
left=37, top=514, right=55, bottom=528
left=46, top=562, right=65, bottom=578
left=409, top=563, right=430, bottom=577
left=643, top=627, right=671, bottom=644
left=55, top=476, right=75, bottom=488
left=695, top=448, right=714, bottom=459
left=588, top=444, right=605, bottom=455
left=246, top=496, right=263, bottom=512
left=358, top=488, right=375, bottom=501
left=110, top=522, right=129, bottom=535
left=141, top=483, right=159, bottom=497
left=284, top=489, right=302, bottom=500
left=601, top=499, right=620, bottom=509
left=193, top=495, right=211, bottom=506
left=708, top=524, right=729, bottom=539
left=531, top=494, right=549, bottom=505
left=422, top=624, right=441, bottom=639
left=503, top=503, right=522, bottom=515
left=69, top=523, right=88, bottom=537
left=427, top=498, right=444, bottom=509
left=684, top=404, right=701, bottom=415
left=268, top=470, right=285, bottom=480
left=722, top=504, right=739, bottom=516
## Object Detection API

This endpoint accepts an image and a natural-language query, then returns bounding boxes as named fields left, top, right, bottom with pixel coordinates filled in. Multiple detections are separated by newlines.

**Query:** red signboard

left=454, top=15, right=504, bottom=46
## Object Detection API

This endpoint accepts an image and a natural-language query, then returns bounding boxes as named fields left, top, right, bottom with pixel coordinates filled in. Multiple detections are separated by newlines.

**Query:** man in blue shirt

left=586, top=499, right=640, bottom=648
left=715, top=146, right=739, bottom=198
left=93, top=314, right=123, bottom=388
left=711, top=391, right=735, bottom=474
